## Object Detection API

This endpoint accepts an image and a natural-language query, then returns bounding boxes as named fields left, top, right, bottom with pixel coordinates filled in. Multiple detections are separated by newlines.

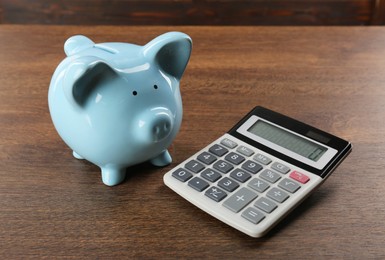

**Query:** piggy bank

left=48, top=32, right=192, bottom=186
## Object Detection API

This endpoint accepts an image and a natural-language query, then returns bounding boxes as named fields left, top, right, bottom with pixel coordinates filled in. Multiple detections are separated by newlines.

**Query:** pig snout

left=151, top=114, right=172, bottom=142
left=136, top=108, right=174, bottom=143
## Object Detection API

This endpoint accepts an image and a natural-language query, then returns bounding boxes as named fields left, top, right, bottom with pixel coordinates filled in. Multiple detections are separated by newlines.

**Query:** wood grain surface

left=0, top=25, right=384, bottom=258
left=0, top=0, right=380, bottom=25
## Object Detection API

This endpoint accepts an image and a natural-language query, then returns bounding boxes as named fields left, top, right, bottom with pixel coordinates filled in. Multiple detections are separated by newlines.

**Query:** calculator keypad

left=168, top=136, right=312, bottom=230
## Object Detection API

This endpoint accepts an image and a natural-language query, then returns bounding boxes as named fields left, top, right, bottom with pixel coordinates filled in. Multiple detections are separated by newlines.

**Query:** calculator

left=163, top=106, right=352, bottom=237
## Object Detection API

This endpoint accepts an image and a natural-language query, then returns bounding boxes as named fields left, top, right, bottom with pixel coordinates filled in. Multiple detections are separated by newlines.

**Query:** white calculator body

left=163, top=106, right=352, bottom=237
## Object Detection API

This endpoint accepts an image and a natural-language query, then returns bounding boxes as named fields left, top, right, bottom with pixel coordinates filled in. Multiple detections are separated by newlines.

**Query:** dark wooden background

left=1, top=0, right=385, bottom=25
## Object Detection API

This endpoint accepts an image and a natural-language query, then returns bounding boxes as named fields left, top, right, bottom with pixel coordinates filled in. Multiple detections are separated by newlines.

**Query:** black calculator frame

left=229, top=106, right=352, bottom=179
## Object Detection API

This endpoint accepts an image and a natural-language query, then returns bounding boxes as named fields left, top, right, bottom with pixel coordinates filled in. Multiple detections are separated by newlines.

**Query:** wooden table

left=0, top=25, right=384, bottom=258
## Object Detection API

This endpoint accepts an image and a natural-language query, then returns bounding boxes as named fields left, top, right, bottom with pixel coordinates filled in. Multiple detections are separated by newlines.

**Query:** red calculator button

left=289, top=171, right=310, bottom=184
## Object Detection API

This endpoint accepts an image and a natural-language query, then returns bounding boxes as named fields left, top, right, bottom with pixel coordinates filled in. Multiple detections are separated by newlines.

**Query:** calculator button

left=213, top=160, right=234, bottom=173
left=278, top=178, right=301, bottom=193
left=289, top=171, right=310, bottom=184
left=254, top=197, right=277, bottom=213
left=201, top=168, right=222, bottom=182
left=185, top=160, right=205, bottom=173
left=236, top=146, right=254, bottom=157
left=271, top=162, right=290, bottom=174
left=247, top=178, right=270, bottom=193
left=220, top=138, right=238, bottom=149
left=197, top=151, right=217, bottom=165
left=209, top=144, right=229, bottom=157
left=205, top=186, right=227, bottom=202
left=171, top=168, right=193, bottom=182
left=225, top=152, right=245, bottom=165
left=188, top=177, right=209, bottom=192
left=259, top=169, right=281, bottom=183
left=242, top=207, right=265, bottom=224
left=241, top=160, right=263, bottom=174
left=253, top=153, right=272, bottom=165
left=218, top=177, right=239, bottom=192
left=223, top=187, right=258, bottom=213
left=230, top=169, right=251, bottom=183
left=266, top=187, right=289, bottom=203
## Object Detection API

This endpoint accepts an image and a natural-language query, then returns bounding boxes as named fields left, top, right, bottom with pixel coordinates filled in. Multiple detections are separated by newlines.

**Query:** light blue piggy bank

left=48, top=32, right=192, bottom=186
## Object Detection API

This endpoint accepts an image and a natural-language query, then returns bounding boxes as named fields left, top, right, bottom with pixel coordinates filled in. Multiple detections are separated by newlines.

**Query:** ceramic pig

left=48, top=32, right=192, bottom=186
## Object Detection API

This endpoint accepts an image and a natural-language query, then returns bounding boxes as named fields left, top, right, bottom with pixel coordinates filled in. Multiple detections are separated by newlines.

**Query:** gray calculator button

left=188, top=177, right=209, bottom=192
left=253, top=153, right=272, bottom=165
left=230, top=169, right=251, bottom=183
left=242, top=160, right=263, bottom=174
left=255, top=197, right=277, bottom=213
left=185, top=160, right=205, bottom=173
left=247, top=178, right=270, bottom=193
left=225, top=152, right=245, bottom=165
left=259, top=169, right=281, bottom=183
left=218, top=177, right=239, bottom=192
left=213, top=160, right=234, bottom=173
left=201, top=168, right=222, bottom=182
left=205, top=186, right=227, bottom=202
left=209, top=144, right=229, bottom=157
left=266, top=187, right=289, bottom=203
left=197, top=151, right=217, bottom=165
left=271, top=162, right=290, bottom=174
left=236, top=146, right=254, bottom=157
left=278, top=178, right=301, bottom=193
left=223, top=187, right=258, bottom=213
left=242, top=207, right=265, bottom=224
left=172, top=168, right=193, bottom=182
left=220, top=138, right=238, bottom=149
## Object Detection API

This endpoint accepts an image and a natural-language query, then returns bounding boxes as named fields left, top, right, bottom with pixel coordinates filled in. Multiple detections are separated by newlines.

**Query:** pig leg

left=73, top=151, right=84, bottom=159
left=101, top=166, right=126, bottom=186
left=150, top=149, right=172, bottom=166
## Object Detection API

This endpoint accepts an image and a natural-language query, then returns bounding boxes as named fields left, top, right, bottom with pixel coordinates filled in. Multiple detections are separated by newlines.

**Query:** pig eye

left=153, top=85, right=158, bottom=90
left=132, top=91, right=138, bottom=96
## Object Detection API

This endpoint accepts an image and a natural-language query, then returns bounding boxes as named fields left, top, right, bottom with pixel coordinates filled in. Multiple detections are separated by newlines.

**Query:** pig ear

left=142, top=32, right=192, bottom=80
left=64, top=35, right=95, bottom=56
left=63, top=56, right=117, bottom=109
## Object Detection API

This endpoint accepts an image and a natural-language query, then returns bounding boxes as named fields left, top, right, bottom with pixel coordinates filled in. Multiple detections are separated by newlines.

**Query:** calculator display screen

left=247, top=120, right=327, bottom=162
